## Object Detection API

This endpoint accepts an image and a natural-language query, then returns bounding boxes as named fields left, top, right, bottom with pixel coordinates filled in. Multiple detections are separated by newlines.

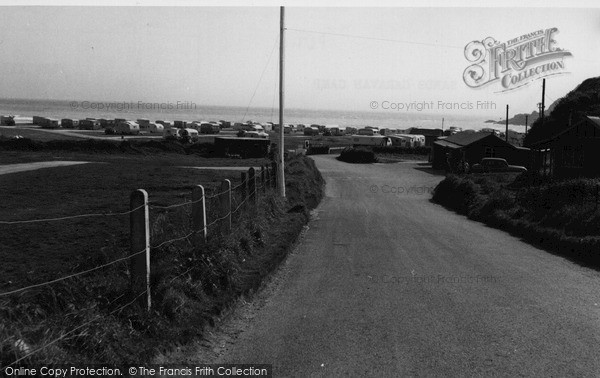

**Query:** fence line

left=0, top=248, right=147, bottom=297
left=2, top=164, right=279, bottom=365
left=0, top=204, right=146, bottom=225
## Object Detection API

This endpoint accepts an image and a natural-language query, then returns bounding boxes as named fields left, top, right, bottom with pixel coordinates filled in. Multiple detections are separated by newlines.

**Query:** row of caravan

left=350, top=134, right=426, bottom=147
left=108, top=120, right=218, bottom=136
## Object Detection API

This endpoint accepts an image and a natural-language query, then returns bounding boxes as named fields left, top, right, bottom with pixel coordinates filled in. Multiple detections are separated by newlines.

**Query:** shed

left=214, top=137, right=271, bottom=158
left=432, top=131, right=529, bottom=170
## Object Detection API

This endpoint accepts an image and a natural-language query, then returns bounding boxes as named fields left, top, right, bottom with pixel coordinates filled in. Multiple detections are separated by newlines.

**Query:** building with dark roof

left=526, top=115, right=600, bottom=177
left=432, top=131, right=529, bottom=170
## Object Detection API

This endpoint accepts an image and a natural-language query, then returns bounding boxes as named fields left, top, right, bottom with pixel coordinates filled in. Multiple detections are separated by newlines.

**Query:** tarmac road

left=216, top=155, right=600, bottom=376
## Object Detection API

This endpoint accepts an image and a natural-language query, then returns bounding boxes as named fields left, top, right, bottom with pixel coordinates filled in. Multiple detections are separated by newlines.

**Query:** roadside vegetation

left=337, top=147, right=378, bottom=163
left=432, top=172, right=600, bottom=266
left=0, top=144, right=324, bottom=366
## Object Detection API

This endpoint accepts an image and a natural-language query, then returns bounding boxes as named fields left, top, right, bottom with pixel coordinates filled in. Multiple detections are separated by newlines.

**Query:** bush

left=337, top=147, right=377, bottom=163
left=432, top=173, right=600, bottom=267
left=306, top=145, right=330, bottom=155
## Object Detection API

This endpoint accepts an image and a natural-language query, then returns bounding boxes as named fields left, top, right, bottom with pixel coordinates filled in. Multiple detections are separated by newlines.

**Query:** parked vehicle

left=41, top=118, right=60, bottom=129
left=389, top=134, right=425, bottom=147
left=357, top=128, right=376, bottom=136
left=164, top=128, right=184, bottom=139
left=199, top=122, right=220, bottom=134
left=148, top=123, right=164, bottom=134
left=180, top=128, right=199, bottom=142
left=470, top=158, right=527, bottom=173
left=344, top=127, right=358, bottom=135
left=32, top=116, right=46, bottom=126
left=1, top=115, right=15, bottom=126
left=79, top=119, right=102, bottom=130
left=304, top=127, right=319, bottom=136
left=388, top=135, right=413, bottom=147
left=137, top=119, right=150, bottom=130
left=242, top=130, right=269, bottom=139
left=324, top=125, right=342, bottom=136
left=156, top=120, right=172, bottom=128
left=115, top=121, right=140, bottom=135
left=243, top=124, right=264, bottom=132
left=174, top=120, right=188, bottom=129
left=351, top=135, right=392, bottom=147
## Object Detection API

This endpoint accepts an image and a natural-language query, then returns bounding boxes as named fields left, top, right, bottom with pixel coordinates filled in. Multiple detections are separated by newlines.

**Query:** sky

left=0, top=2, right=598, bottom=117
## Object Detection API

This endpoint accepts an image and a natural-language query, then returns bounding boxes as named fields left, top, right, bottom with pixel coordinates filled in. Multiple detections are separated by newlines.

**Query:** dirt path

left=0, top=161, right=91, bottom=175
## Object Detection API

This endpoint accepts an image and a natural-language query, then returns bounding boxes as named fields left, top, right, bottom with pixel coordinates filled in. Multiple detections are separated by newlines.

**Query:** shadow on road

left=413, top=165, right=446, bottom=176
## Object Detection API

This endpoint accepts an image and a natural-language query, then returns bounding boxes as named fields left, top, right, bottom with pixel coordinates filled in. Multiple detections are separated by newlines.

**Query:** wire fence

left=0, top=163, right=278, bottom=366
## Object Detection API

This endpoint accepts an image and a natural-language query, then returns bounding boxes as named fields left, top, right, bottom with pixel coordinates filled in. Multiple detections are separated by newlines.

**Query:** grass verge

left=432, top=173, right=600, bottom=266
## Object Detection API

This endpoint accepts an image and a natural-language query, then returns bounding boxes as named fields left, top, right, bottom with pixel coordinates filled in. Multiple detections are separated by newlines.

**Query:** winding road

left=213, top=155, right=600, bottom=376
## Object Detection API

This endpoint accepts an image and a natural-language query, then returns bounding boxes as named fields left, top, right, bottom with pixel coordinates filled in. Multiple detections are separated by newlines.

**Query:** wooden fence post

left=219, top=179, right=232, bottom=235
left=261, top=166, right=266, bottom=193
left=240, top=172, right=248, bottom=211
left=192, top=185, right=207, bottom=244
left=248, top=167, right=257, bottom=210
left=130, top=189, right=151, bottom=312
left=271, top=161, right=277, bottom=188
left=264, top=166, right=270, bottom=191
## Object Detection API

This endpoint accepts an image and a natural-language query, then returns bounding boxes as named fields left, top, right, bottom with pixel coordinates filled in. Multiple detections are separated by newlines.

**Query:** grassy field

left=0, top=139, right=324, bottom=366
left=0, top=156, right=263, bottom=288
left=0, top=126, right=81, bottom=141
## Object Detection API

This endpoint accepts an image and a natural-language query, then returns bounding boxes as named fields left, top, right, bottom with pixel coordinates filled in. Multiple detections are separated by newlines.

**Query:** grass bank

left=432, top=173, right=600, bottom=266
left=0, top=153, right=324, bottom=366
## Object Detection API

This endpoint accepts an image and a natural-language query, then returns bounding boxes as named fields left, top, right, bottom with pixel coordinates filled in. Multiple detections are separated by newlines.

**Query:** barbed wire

left=0, top=248, right=147, bottom=297
left=5, top=290, right=147, bottom=367
left=0, top=204, right=146, bottom=225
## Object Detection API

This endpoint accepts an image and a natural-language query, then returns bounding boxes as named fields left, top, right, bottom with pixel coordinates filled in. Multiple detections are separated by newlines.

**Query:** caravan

left=115, top=121, right=140, bottom=135
left=351, top=135, right=392, bottom=147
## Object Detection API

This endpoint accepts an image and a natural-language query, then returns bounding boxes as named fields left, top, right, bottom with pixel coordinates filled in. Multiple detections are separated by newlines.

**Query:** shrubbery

left=337, top=147, right=377, bottom=163
left=432, top=173, right=600, bottom=266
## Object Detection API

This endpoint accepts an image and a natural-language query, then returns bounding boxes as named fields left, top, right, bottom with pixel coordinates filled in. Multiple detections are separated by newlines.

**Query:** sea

left=0, top=98, right=510, bottom=132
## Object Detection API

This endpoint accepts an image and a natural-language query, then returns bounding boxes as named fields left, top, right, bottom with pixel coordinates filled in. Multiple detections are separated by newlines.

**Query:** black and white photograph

left=1, top=0, right=600, bottom=376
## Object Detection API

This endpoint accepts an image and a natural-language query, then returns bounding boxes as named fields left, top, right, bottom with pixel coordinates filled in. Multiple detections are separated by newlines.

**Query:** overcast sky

left=0, top=3, right=598, bottom=116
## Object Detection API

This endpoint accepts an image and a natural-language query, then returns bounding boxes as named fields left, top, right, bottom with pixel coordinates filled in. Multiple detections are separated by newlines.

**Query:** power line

left=242, top=36, right=279, bottom=123
left=286, top=28, right=463, bottom=50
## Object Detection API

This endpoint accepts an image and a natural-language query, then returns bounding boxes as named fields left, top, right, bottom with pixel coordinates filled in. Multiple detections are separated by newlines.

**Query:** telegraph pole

left=525, top=114, right=528, bottom=134
left=278, top=6, right=286, bottom=198
left=505, top=105, right=509, bottom=142
left=541, top=78, right=546, bottom=124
